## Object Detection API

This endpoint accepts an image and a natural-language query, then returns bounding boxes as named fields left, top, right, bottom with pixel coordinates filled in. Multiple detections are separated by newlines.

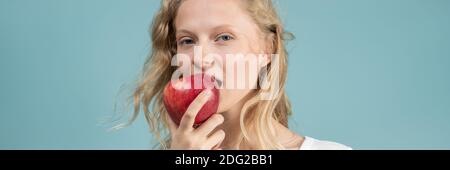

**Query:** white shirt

left=299, top=136, right=352, bottom=150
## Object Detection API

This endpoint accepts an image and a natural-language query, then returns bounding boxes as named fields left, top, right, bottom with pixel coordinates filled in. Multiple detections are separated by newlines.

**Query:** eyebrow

left=176, top=24, right=237, bottom=36
left=212, top=24, right=236, bottom=31
left=176, top=29, right=194, bottom=35
left=176, top=29, right=195, bottom=38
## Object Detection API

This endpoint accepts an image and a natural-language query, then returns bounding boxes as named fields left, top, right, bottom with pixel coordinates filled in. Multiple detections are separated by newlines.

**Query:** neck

left=218, top=100, right=245, bottom=149
left=216, top=95, right=303, bottom=150
left=217, top=91, right=257, bottom=149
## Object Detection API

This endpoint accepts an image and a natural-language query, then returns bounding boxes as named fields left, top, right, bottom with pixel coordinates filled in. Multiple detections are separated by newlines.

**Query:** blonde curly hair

left=126, top=0, right=293, bottom=149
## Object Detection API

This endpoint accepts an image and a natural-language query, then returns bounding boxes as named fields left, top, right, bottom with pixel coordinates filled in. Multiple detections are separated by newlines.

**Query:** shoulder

left=299, top=136, right=352, bottom=150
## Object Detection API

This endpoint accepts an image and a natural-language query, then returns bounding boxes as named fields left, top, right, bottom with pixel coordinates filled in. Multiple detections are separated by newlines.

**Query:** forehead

left=175, top=0, right=250, bottom=31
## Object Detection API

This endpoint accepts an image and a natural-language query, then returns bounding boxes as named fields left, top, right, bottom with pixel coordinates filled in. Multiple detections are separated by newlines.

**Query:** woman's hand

left=167, top=89, right=225, bottom=150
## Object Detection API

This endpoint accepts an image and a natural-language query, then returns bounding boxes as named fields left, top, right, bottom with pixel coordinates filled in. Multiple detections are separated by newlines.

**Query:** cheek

left=216, top=82, right=259, bottom=113
left=217, top=89, right=232, bottom=112
left=217, top=57, right=260, bottom=92
left=214, top=44, right=263, bottom=113
left=219, top=45, right=263, bottom=89
left=217, top=89, right=250, bottom=113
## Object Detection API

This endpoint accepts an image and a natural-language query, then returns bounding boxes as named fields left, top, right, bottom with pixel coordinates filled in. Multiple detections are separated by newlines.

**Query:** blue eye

left=179, top=38, right=195, bottom=46
left=216, top=34, right=234, bottom=42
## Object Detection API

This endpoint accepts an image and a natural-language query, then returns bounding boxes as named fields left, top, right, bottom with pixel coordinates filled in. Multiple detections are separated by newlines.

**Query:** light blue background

left=1, top=0, right=449, bottom=149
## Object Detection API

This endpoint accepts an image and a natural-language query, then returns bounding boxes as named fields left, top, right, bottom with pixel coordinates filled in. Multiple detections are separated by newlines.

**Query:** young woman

left=129, top=0, right=351, bottom=150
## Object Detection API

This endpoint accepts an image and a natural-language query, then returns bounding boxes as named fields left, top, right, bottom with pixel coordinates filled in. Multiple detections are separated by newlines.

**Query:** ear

left=259, top=32, right=276, bottom=68
left=266, top=32, right=276, bottom=54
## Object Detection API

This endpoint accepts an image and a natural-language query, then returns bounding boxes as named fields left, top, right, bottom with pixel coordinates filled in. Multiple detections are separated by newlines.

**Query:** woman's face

left=174, top=0, right=270, bottom=113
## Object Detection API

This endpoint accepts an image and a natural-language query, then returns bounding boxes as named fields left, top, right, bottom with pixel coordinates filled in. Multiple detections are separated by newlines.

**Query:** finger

left=179, top=89, right=212, bottom=131
left=166, top=113, right=177, bottom=137
left=212, top=142, right=223, bottom=150
left=205, top=130, right=225, bottom=149
left=212, top=145, right=222, bottom=150
left=195, top=114, right=224, bottom=136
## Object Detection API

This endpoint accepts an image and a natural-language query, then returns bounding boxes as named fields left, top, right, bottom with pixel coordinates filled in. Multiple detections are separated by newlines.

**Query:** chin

left=216, top=102, right=227, bottom=113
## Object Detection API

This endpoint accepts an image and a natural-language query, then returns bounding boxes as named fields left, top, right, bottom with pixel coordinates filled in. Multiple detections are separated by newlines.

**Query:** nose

left=193, top=43, right=215, bottom=72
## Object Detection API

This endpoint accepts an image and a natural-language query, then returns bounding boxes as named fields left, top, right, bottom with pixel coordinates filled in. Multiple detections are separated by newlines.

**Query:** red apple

left=163, top=74, right=220, bottom=127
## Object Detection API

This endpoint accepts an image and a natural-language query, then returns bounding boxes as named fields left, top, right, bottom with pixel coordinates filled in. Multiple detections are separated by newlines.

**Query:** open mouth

left=207, top=74, right=223, bottom=88
left=215, top=78, right=223, bottom=88
left=177, top=74, right=223, bottom=88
